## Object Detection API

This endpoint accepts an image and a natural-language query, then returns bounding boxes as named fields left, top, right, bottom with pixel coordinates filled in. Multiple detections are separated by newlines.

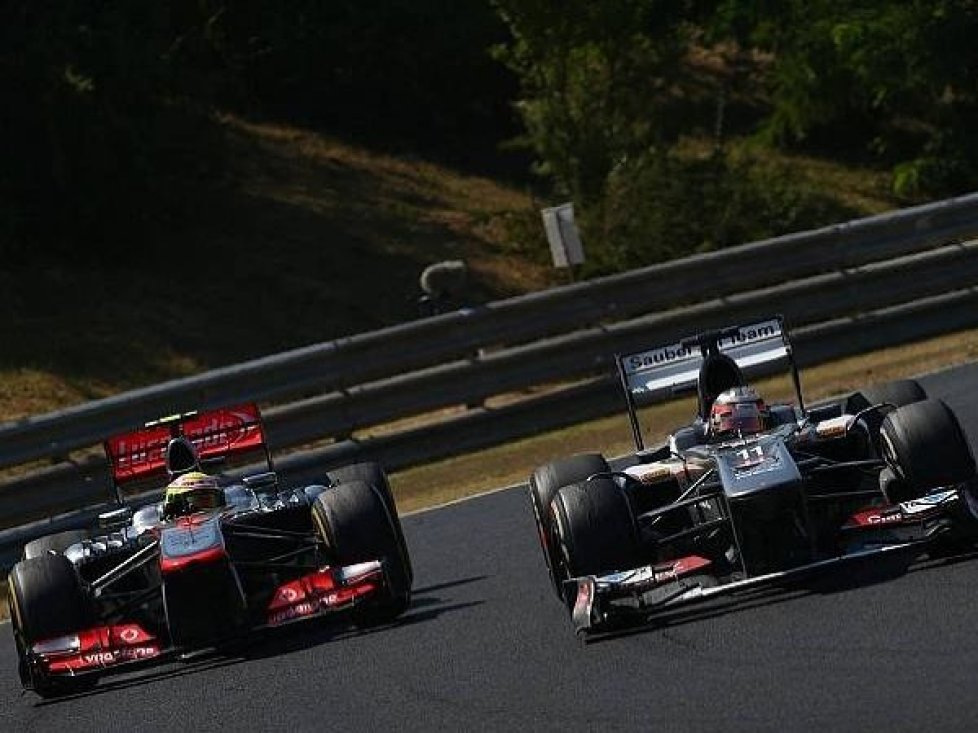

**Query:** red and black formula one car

left=528, top=316, right=978, bottom=638
left=7, top=403, right=412, bottom=697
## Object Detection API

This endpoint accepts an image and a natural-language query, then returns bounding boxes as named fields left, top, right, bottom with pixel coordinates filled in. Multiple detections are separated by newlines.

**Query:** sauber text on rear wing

left=104, top=403, right=270, bottom=489
left=615, top=317, right=804, bottom=451
left=620, top=318, right=789, bottom=403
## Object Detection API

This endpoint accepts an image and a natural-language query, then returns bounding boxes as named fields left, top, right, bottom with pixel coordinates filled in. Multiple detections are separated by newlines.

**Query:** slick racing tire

left=551, top=477, right=639, bottom=602
left=852, top=379, right=928, bottom=459
left=8, top=555, right=98, bottom=698
left=328, top=462, right=413, bottom=584
left=529, top=454, right=610, bottom=598
left=880, top=398, right=976, bottom=503
left=22, top=529, right=89, bottom=560
left=852, top=379, right=927, bottom=413
left=313, top=480, right=412, bottom=626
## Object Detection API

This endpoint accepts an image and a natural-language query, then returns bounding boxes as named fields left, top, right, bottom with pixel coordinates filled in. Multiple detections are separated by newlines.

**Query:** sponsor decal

left=41, top=623, right=160, bottom=673
left=815, top=416, right=852, bottom=439
left=265, top=567, right=381, bottom=626
left=82, top=646, right=158, bottom=665
left=717, top=321, right=780, bottom=350
left=269, top=603, right=316, bottom=626
left=47, top=644, right=160, bottom=674
left=865, top=512, right=903, bottom=525
left=625, top=463, right=672, bottom=484
left=48, top=645, right=160, bottom=673
left=730, top=444, right=782, bottom=478
left=160, top=520, right=221, bottom=557
left=107, top=405, right=264, bottom=481
left=625, top=344, right=696, bottom=374
left=900, top=490, right=957, bottom=514
left=671, top=555, right=711, bottom=575
left=599, top=556, right=711, bottom=587
left=575, top=581, right=593, bottom=608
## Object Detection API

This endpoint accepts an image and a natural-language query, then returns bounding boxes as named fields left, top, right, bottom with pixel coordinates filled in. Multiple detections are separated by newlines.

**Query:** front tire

left=852, top=379, right=927, bottom=413
left=529, top=454, right=609, bottom=598
left=880, top=398, right=976, bottom=502
left=328, top=462, right=413, bottom=584
left=8, top=555, right=97, bottom=697
left=313, top=480, right=412, bottom=625
left=551, top=477, right=639, bottom=603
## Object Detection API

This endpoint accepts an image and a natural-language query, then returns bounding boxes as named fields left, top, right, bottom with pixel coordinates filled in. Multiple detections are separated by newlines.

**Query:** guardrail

left=3, top=192, right=978, bottom=539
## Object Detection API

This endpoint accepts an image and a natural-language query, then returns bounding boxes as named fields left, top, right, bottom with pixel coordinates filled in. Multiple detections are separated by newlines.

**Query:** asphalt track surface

left=5, top=364, right=978, bottom=732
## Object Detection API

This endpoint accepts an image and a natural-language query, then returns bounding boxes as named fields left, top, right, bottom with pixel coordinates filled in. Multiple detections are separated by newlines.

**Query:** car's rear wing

left=104, top=403, right=271, bottom=492
left=620, top=318, right=790, bottom=404
left=615, top=316, right=804, bottom=451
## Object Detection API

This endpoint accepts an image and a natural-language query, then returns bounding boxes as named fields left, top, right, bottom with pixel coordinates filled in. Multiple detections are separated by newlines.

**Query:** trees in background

left=742, top=0, right=978, bottom=195
left=0, top=1, right=231, bottom=261
left=1, top=1, right=516, bottom=261
left=5, top=1, right=978, bottom=270
left=493, top=0, right=978, bottom=272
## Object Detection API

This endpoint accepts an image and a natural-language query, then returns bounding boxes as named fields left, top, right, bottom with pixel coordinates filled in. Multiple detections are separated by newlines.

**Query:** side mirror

left=242, top=471, right=277, bottom=493
left=98, top=506, right=133, bottom=530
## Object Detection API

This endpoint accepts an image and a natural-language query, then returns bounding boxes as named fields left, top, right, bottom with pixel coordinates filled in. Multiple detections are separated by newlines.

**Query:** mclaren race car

left=7, top=403, right=413, bottom=697
left=528, top=316, right=978, bottom=638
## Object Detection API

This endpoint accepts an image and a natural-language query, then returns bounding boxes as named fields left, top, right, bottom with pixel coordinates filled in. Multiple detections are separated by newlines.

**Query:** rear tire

left=529, top=454, right=609, bottom=598
left=23, top=529, right=88, bottom=560
left=880, top=399, right=976, bottom=502
left=328, top=462, right=413, bottom=584
left=313, top=480, right=412, bottom=625
left=8, top=555, right=97, bottom=697
left=851, top=379, right=927, bottom=413
left=551, top=478, right=639, bottom=602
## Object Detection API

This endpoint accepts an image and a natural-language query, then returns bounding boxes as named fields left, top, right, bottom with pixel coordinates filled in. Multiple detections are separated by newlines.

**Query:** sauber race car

left=528, top=316, right=978, bottom=638
left=7, top=404, right=413, bottom=697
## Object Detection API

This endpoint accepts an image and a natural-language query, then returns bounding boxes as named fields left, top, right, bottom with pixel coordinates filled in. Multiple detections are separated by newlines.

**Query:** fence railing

left=3, top=192, right=978, bottom=535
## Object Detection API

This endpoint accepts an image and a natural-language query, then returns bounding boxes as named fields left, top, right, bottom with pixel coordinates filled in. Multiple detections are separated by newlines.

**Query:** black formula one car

left=528, top=316, right=978, bottom=638
left=7, top=404, right=413, bottom=697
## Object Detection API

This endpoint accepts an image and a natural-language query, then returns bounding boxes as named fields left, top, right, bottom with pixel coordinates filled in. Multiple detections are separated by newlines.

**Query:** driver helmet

left=163, top=471, right=225, bottom=519
left=709, top=385, right=769, bottom=438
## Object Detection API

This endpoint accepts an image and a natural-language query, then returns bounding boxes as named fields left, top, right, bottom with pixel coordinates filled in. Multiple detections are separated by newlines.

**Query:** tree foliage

left=731, top=0, right=978, bottom=195
left=1, top=1, right=518, bottom=261
left=492, top=0, right=694, bottom=205
left=6, top=0, right=978, bottom=273
left=0, top=1, right=232, bottom=260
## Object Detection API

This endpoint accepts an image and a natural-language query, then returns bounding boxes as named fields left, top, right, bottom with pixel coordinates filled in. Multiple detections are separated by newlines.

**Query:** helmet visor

left=165, top=487, right=224, bottom=518
left=712, top=403, right=765, bottom=435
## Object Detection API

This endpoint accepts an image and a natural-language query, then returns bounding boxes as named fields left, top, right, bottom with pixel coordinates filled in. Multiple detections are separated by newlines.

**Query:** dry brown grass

left=0, top=115, right=556, bottom=423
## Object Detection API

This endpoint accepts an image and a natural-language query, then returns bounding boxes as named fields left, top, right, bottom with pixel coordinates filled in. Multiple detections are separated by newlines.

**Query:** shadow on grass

left=0, top=121, right=519, bottom=394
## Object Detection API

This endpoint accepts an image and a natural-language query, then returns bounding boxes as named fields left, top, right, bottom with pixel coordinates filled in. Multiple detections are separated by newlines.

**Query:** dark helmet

left=709, top=385, right=769, bottom=438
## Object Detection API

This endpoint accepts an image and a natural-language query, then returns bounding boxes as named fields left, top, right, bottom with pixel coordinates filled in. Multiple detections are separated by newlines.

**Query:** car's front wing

left=568, top=488, right=969, bottom=638
left=23, top=560, right=387, bottom=687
